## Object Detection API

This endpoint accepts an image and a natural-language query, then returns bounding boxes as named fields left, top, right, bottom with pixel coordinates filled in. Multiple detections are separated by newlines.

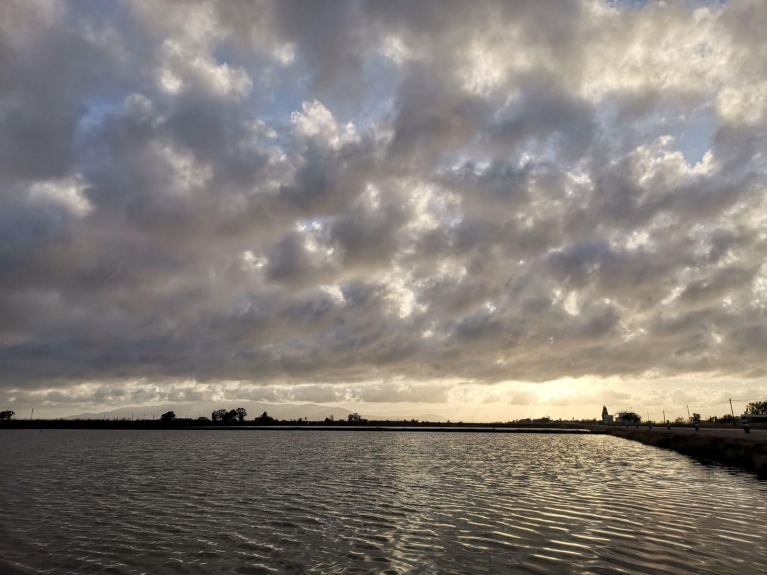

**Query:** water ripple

left=1, top=430, right=766, bottom=574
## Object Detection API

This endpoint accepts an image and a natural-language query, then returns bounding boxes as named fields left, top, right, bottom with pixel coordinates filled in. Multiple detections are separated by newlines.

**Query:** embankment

left=605, top=428, right=767, bottom=479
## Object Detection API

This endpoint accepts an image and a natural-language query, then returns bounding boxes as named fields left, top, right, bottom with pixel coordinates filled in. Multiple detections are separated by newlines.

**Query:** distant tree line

left=515, top=416, right=552, bottom=424
left=347, top=412, right=366, bottom=424
left=322, top=413, right=368, bottom=424
left=1, top=413, right=608, bottom=430
left=211, top=407, right=248, bottom=423
left=0, top=410, right=14, bottom=420
left=703, top=401, right=766, bottom=423
left=202, top=409, right=278, bottom=423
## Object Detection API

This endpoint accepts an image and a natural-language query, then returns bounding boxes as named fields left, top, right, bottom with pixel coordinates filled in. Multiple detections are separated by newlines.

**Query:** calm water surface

left=1, top=430, right=766, bottom=574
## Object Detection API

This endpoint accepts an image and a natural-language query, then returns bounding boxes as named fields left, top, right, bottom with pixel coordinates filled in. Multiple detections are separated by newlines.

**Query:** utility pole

left=729, top=398, right=736, bottom=426
left=686, top=405, right=690, bottom=423
left=30, top=408, right=34, bottom=420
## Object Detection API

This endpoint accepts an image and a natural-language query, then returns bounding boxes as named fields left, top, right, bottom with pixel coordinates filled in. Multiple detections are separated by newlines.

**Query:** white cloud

left=29, top=175, right=93, bottom=217
left=154, top=142, right=213, bottom=194
left=156, top=40, right=252, bottom=97
left=717, top=81, right=767, bottom=125
left=291, top=100, right=359, bottom=148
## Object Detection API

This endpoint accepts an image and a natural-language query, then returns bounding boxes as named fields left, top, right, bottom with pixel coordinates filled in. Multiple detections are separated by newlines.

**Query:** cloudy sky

left=1, top=0, right=766, bottom=421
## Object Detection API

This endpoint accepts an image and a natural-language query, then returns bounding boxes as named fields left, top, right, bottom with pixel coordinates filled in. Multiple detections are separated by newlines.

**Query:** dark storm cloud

left=1, top=0, right=767, bottom=408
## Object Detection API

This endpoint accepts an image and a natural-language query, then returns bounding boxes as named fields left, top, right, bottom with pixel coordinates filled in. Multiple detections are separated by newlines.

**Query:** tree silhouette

left=619, top=412, right=641, bottom=424
left=236, top=407, right=247, bottom=422
left=0, top=410, right=15, bottom=420
left=212, top=409, right=227, bottom=422
left=348, top=412, right=366, bottom=424
left=747, top=401, right=767, bottom=415
left=160, top=411, right=176, bottom=422
left=223, top=409, right=238, bottom=423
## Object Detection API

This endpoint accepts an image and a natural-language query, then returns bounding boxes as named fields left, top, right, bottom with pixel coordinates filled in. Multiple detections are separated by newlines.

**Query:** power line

left=647, top=399, right=757, bottom=413
left=631, top=398, right=763, bottom=420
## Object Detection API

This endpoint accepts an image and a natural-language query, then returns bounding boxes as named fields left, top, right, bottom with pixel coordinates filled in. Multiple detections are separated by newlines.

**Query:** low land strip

left=604, top=427, right=767, bottom=479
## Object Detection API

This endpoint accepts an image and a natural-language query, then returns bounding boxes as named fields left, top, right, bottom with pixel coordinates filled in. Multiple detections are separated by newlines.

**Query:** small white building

left=602, top=406, right=640, bottom=426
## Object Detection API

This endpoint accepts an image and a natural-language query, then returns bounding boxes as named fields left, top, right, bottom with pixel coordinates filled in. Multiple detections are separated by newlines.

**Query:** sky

left=1, top=0, right=766, bottom=421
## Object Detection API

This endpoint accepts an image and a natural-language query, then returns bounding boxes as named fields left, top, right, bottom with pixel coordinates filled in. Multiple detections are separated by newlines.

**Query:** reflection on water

left=1, top=430, right=766, bottom=574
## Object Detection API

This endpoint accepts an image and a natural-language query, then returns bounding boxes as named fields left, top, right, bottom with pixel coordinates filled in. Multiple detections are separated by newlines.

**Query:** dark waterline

left=188, top=426, right=593, bottom=433
left=2, top=430, right=766, bottom=574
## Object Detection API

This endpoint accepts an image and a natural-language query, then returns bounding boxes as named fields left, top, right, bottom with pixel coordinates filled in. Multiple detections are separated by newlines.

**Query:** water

left=1, top=430, right=766, bottom=574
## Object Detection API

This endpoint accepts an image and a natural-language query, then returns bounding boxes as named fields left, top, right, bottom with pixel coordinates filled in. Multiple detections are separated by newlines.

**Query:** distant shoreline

left=185, top=426, right=593, bottom=433
left=1, top=420, right=593, bottom=433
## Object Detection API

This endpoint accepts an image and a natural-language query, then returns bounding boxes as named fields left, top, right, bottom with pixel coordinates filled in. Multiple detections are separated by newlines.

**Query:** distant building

left=602, top=406, right=640, bottom=425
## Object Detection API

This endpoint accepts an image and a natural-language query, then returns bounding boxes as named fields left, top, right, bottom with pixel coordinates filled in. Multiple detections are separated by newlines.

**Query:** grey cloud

left=485, top=76, right=596, bottom=161
left=266, top=232, right=331, bottom=286
left=388, top=64, right=484, bottom=167
left=678, top=266, right=759, bottom=309
left=1, top=0, right=767, bottom=411
left=329, top=201, right=409, bottom=269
